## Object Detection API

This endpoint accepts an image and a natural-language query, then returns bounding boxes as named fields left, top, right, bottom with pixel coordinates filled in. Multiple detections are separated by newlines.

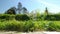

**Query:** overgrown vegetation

left=0, top=14, right=60, bottom=32
left=0, top=2, right=60, bottom=32
left=0, top=19, right=60, bottom=32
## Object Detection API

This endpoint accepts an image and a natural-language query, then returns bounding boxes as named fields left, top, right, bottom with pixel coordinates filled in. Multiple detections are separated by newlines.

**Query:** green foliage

left=1, top=2, right=60, bottom=32
left=5, top=7, right=16, bottom=14
left=0, top=14, right=15, bottom=20
left=0, top=20, right=45, bottom=32
left=15, top=14, right=30, bottom=21
left=0, top=20, right=60, bottom=32
left=44, top=15, right=60, bottom=21
left=0, top=20, right=22, bottom=31
left=47, top=21, right=60, bottom=31
left=44, top=7, right=48, bottom=15
left=0, top=14, right=30, bottom=21
left=22, top=7, right=28, bottom=14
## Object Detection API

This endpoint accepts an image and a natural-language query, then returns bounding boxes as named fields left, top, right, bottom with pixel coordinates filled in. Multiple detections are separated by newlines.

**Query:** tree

left=17, top=2, right=22, bottom=14
left=5, top=7, right=16, bottom=14
left=44, top=7, right=48, bottom=15
left=22, top=7, right=28, bottom=14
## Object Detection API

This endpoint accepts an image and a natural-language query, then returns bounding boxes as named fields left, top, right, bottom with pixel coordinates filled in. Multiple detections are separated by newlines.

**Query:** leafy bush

left=0, top=14, right=15, bottom=20
left=47, top=21, right=60, bottom=31
left=44, top=15, right=60, bottom=21
left=0, top=20, right=60, bottom=32
left=0, top=20, right=24, bottom=31
left=0, top=20, right=45, bottom=32
left=15, top=14, right=30, bottom=21
left=0, top=14, right=30, bottom=21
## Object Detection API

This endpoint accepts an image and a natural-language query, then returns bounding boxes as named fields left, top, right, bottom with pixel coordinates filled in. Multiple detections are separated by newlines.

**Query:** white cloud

left=37, top=0, right=60, bottom=13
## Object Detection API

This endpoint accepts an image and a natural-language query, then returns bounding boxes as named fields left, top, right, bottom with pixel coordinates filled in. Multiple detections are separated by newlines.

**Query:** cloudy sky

left=0, top=0, right=60, bottom=13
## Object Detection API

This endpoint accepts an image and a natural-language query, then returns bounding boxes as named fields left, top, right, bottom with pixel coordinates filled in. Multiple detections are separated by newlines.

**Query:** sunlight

left=37, top=0, right=60, bottom=13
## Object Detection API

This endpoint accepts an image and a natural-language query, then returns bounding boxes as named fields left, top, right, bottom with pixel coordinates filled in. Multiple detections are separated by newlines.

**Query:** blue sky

left=0, top=0, right=60, bottom=13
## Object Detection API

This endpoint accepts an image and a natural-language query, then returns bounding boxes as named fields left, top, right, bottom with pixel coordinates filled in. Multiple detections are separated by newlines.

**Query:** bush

left=0, top=20, right=60, bottom=32
left=0, top=14, right=30, bottom=21
left=0, top=20, right=24, bottom=31
left=47, top=21, right=60, bottom=31
left=15, top=14, right=30, bottom=21
left=5, top=22, right=20, bottom=31
left=24, top=21, right=35, bottom=32
left=0, top=20, right=45, bottom=32
left=0, top=14, right=15, bottom=20
left=44, top=15, right=60, bottom=21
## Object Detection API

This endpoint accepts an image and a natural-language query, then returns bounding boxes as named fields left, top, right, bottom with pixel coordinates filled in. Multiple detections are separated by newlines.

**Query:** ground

left=0, top=31, right=60, bottom=34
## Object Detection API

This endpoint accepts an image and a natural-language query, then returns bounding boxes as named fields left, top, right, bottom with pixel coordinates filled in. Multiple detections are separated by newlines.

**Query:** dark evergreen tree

left=5, top=7, right=16, bottom=14
left=45, top=7, right=48, bottom=15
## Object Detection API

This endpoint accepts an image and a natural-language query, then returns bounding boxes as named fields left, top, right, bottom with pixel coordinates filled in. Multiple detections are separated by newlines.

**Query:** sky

left=0, top=0, right=60, bottom=14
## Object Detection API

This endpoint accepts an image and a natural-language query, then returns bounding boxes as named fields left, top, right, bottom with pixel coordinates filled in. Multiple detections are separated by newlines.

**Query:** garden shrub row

left=44, top=15, right=60, bottom=21
left=0, top=14, right=60, bottom=21
left=0, top=14, right=30, bottom=21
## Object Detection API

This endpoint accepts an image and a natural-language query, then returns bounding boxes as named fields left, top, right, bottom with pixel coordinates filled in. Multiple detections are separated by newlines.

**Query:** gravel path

left=0, top=31, right=60, bottom=34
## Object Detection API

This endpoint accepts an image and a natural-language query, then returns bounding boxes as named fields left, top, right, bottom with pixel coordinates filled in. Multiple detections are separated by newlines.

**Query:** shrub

left=0, top=14, right=15, bottom=20
left=23, top=21, right=34, bottom=32
left=47, top=21, right=60, bottom=31
left=0, top=14, right=30, bottom=21
left=15, top=14, right=30, bottom=21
